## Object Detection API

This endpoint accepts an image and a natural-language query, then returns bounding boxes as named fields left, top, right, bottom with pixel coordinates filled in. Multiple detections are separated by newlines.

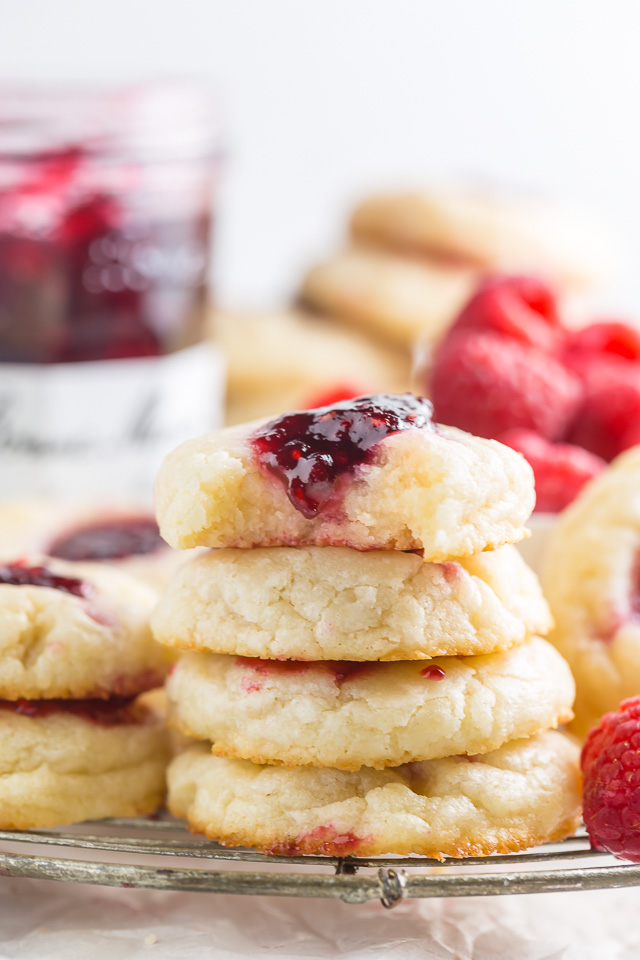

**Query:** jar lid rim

left=0, top=80, right=222, bottom=160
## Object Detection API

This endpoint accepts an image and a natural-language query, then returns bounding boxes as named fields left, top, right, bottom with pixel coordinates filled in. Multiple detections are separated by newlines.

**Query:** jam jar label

left=0, top=343, right=224, bottom=500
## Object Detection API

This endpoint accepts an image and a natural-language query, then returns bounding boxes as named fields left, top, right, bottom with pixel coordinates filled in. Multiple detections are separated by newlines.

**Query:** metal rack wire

left=0, top=815, right=638, bottom=906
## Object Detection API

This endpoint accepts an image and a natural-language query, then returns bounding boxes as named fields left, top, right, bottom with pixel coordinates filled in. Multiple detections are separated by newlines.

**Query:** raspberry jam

left=420, top=665, right=446, bottom=681
left=0, top=697, right=138, bottom=725
left=0, top=83, right=223, bottom=501
left=0, top=562, right=88, bottom=597
left=251, top=393, right=434, bottom=518
left=235, top=657, right=375, bottom=689
left=268, top=825, right=369, bottom=857
left=49, top=516, right=165, bottom=562
left=0, top=86, right=217, bottom=364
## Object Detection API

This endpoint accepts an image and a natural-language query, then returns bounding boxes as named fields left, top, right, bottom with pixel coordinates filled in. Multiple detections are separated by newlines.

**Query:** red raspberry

left=498, top=429, right=605, bottom=512
left=581, top=696, right=640, bottom=862
left=430, top=331, right=582, bottom=441
left=450, top=274, right=563, bottom=354
left=621, top=421, right=640, bottom=451
left=302, top=382, right=370, bottom=410
left=567, top=359, right=640, bottom=461
left=564, top=321, right=640, bottom=371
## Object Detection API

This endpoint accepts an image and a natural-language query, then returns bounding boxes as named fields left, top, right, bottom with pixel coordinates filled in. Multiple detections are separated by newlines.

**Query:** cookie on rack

left=166, top=637, right=574, bottom=769
left=152, top=544, right=551, bottom=661
left=299, top=248, right=476, bottom=349
left=0, top=559, right=173, bottom=699
left=155, top=394, right=534, bottom=559
left=349, top=188, right=611, bottom=288
left=168, top=730, right=581, bottom=858
left=542, top=446, right=640, bottom=738
left=0, top=696, right=169, bottom=828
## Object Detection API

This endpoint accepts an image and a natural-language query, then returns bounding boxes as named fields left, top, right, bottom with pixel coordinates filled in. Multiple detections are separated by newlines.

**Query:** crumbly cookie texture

left=168, top=730, right=581, bottom=858
left=0, top=700, right=169, bottom=828
left=300, top=248, right=476, bottom=348
left=152, top=544, right=551, bottom=661
left=542, top=446, right=640, bottom=738
left=349, top=190, right=610, bottom=288
left=166, top=638, right=574, bottom=770
left=0, top=559, right=173, bottom=699
left=155, top=420, right=534, bottom=558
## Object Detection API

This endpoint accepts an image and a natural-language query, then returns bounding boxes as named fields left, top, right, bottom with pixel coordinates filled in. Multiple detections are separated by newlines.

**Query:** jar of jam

left=0, top=81, right=223, bottom=499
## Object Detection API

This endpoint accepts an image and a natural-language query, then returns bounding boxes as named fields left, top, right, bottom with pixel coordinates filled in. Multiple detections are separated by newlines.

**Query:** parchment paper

left=0, top=877, right=637, bottom=960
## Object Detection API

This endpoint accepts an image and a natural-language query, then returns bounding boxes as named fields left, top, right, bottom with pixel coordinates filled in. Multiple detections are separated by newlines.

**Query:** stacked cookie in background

left=153, top=393, right=581, bottom=858
left=214, top=309, right=411, bottom=427
left=0, top=559, right=171, bottom=827
left=214, top=188, right=612, bottom=428
left=300, top=188, right=611, bottom=357
left=541, top=447, right=640, bottom=739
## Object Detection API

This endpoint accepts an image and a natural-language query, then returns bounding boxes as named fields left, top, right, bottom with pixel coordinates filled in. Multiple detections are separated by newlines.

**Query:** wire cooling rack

left=0, top=816, right=639, bottom=906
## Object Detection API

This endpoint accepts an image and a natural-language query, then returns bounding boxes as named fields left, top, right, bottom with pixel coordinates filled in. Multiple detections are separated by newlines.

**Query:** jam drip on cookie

left=0, top=697, right=139, bottom=726
left=49, top=516, right=165, bottom=562
left=236, top=657, right=375, bottom=689
left=0, top=562, right=88, bottom=598
left=251, top=393, right=434, bottom=518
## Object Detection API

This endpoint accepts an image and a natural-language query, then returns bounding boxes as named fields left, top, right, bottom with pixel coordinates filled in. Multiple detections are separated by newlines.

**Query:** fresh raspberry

left=302, top=382, right=370, bottom=410
left=450, top=274, right=564, bottom=354
left=430, top=331, right=582, bottom=441
left=498, top=429, right=605, bottom=512
left=620, top=420, right=640, bottom=452
left=581, top=696, right=640, bottom=862
left=564, top=321, right=640, bottom=371
left=567, top=359, right=640, bottom=461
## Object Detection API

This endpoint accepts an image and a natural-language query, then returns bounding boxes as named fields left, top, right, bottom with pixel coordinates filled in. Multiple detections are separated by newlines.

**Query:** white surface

left=0, top=877, right=637, bottom=959
left=0, top=0, right=637, bottom=313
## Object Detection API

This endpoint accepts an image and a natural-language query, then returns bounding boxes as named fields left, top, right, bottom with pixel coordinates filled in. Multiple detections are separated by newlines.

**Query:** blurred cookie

left=155, top=394, right=534, bottom=558
left=0, top=696, right=169, bottom=828
left=168, top=730, right=581, bottom=858
left=0, top=499, right=193, bottom=592
left=213, top=309, right=410, bottom=425
left=350, top=189, right=612, bottom=288
left=300, top=248, right=476, bottom=348
left=166, top=638, right=574, bottom=769
left=0, top=558, right=172, bottom=699
left=542, top=446, right=640, bottom=738
left=152, top=545, right=551, bottom=661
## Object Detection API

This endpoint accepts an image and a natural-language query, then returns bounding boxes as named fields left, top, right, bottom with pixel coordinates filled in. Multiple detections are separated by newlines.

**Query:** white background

left=1, top=0, right=639, bottom=311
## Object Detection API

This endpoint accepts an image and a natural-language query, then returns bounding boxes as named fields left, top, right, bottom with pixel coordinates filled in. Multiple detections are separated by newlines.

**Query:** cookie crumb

left=144, top=934, right=158, bottom=946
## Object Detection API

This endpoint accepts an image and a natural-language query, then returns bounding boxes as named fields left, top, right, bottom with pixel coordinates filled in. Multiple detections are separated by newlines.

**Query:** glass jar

left=0, top=81, right=223, bottom=499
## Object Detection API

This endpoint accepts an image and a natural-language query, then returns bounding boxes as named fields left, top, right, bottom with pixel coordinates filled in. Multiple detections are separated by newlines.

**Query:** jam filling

left=421, top=665, right=446, bottom=681
left=0, top=562, right=88, bottom=598
left=49, top=516, right=165, bottom=562
left=268, top=825, right=369, bottom=857
left=236, top=657, right=374, bottom=687
left=0, top=697, right=139, bottom=726
left=250, top=393, right=434, bottom=519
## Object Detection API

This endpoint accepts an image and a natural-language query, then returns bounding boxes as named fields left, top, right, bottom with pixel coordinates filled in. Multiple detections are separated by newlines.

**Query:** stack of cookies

left=153, top=393, right=581, bottom=858
left=0, top=558, right=171, bottom=828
